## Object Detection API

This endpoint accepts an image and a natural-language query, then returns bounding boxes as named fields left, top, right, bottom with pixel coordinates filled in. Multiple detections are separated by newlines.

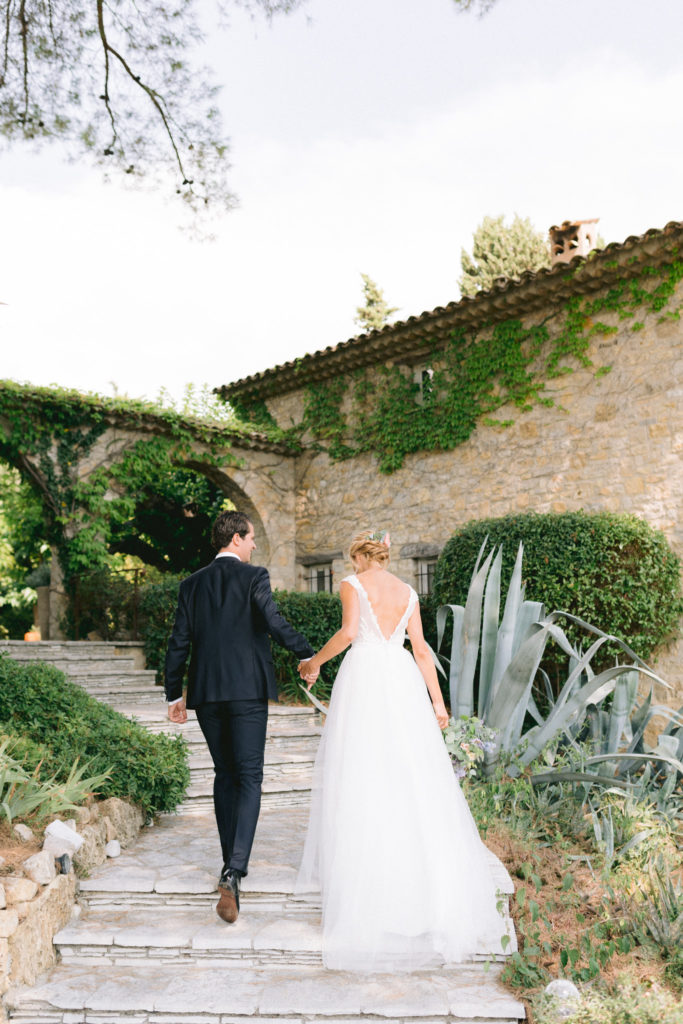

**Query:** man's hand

left=298, top=660, right=320, bottom=689
left=168, top=698, right=188, bottom=724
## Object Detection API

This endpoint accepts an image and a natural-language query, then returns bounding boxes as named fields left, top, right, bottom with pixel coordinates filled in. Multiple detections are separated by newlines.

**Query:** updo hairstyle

left=349, top=531, right=390, bottom=568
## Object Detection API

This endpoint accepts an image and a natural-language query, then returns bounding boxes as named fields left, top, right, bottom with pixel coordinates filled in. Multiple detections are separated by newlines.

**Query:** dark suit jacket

left=164, top=556, right=314, bottom=708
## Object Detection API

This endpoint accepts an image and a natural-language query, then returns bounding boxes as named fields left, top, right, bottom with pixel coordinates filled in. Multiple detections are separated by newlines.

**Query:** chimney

left=549, top=219, right=600, bottom=266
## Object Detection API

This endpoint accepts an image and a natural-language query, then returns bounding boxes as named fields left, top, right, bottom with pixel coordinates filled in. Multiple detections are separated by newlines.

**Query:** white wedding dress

left=296, top=574, right=505, bottom=973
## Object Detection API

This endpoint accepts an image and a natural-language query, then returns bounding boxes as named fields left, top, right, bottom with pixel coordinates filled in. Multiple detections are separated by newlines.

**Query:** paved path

left=3, top=642, right=525, bottom=1023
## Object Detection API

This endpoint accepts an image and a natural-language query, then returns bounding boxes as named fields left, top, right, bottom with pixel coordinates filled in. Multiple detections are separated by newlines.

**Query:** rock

left=71, top=806, right=91, bottom=826
left=87, top=802, right=99, bottom=821
left=55, top=854, right=71, bottom=875
left=103, top=815, right=116, bottom=842
left=42, top=819, right=84, bottom=858
left=544, top=979, right=581, bottom=1020
left=105, top=840, right=121, bottom=858
left=72, top=819, right=107, bottom=873
left=63, top=819, right=77, bottom=833
left=97, top=798, right=144, bottom=848
left=23, top=850, right=57, bottom=887
left=13, top=824, right=33, bottom=843
left=3, top=878, right=38, bottom=905
left=0, top=885, right=5, bottom=910
left=13, top=902, right=30, bottom=922
left=0, top=911, right=19, bottom=939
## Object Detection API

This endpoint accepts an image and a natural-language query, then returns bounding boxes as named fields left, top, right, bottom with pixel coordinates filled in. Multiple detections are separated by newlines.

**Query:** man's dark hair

left=212, top=510, right=252, bottom=551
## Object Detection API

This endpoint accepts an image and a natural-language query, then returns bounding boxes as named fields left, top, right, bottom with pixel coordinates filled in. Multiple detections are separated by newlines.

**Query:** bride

left=296, top=529, right=505, bottom=973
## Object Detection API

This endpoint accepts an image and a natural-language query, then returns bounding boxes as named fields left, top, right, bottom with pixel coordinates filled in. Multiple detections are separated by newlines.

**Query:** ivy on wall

left=290, top=259, right=683, bottom=473
left=0, top=382, right=249, bottom=584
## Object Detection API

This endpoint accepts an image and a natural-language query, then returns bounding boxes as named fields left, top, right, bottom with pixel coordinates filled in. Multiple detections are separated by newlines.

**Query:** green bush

left=272, top=590, right=342, bottom=702
left=433, top=511, right=683, bottom=664
left=138, top=576, right=344, bottom=703
left=138, top=573, right=185, bottom=681
left=0, top=655, right=189, bottom=816
left=534, top=978, right=683, bottom=1024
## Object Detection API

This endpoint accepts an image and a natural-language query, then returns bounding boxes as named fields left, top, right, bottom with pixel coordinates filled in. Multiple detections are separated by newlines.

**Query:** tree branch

left=96, top=0, right=189, bottom=184
left=0, top=0, right=13, bottom=89
left=96, top=0, right=117, bottom=153
left=18, top=0, right=28, bottom=121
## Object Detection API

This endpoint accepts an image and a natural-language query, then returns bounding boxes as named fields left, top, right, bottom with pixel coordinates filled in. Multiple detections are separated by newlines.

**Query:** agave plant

left=435, top=540, right=683, bottom=794
left=0, top=738, right=109, bottom=824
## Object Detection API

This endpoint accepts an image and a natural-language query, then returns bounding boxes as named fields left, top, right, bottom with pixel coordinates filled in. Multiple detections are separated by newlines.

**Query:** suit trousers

left=195, top=699, right=268, bottom=876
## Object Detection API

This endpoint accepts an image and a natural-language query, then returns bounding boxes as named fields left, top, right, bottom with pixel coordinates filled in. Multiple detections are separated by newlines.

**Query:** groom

left=164, top=510, right=317, bottom=923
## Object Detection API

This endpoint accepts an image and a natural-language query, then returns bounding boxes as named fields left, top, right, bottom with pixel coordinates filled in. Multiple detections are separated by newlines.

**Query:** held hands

left=298, top=658, right=320, bottom=689
left=433, top=701, right=448, bottom=731
left=168, top=698, right=188, bottom=724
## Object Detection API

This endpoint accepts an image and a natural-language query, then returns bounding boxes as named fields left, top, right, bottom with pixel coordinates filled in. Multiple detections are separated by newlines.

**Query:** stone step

left=13, top=656, right=140, bottom=674
left=89, top=691, right=167, bottom=706
left=0, top=640, right=145, bottom=657
left=180, top=787, right=312, bottom=811
left=54, top=904, right=515, bottom=969
left=120, top=709, right=323, bottom=742
left=69, top=671, right=159, bottom=686
left=6, top=962, right=525, bottom=1022
left=189, top=762, right=315, bottom=788
left=188, top=743, right=318, bottom=770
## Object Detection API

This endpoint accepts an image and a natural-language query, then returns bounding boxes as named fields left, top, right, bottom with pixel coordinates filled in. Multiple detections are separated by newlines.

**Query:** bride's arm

left=406, top=606, right=449, bottom=729
left=299, top=581, right=359, bottom=686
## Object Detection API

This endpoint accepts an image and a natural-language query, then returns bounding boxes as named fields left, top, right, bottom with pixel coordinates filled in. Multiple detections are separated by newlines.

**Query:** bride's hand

left=299, top=659, right=320, bottom=687
left=433, top=702, right=448, bottom=730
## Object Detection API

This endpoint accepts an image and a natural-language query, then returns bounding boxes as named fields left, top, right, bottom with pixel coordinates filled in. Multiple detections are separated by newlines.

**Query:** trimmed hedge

left=271, top=590, right=342, bottom=703
left=433, top=511, right=683, bottom=663
left=138, top=573, right=185, bottom=683
left=0, top=655, right=189, bottom=816
left=139, top=579, right=440, bottom=705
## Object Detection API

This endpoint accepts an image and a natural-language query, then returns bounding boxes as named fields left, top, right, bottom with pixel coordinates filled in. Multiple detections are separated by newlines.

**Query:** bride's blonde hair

left=349, top=530, right=390, bottom=568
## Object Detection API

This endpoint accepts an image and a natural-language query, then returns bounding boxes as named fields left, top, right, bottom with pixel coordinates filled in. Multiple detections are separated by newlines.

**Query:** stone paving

left=3, top=643, right=525, bottom=1023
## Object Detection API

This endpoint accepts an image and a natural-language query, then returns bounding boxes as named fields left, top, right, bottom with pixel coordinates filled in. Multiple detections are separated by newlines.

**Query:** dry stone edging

left=2, top=640, right=524, bottom=1023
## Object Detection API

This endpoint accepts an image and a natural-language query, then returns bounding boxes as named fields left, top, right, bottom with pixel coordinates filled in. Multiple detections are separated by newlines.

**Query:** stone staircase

left=2, top=641, right=525, bottom=1023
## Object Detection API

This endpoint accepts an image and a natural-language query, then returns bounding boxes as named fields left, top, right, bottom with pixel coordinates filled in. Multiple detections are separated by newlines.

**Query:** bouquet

left=443, top=715, right=497, bottom=779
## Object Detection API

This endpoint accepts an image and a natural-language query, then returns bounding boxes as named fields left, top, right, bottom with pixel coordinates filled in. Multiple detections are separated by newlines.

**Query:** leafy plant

left=433, top=511, right=683, bottom=667
left=533, top=977, right=683, bottom=1024
left=0, top=655, right=188, bottom=816
left=435, top=540, right=683, bottom=800
left=0, top=737, right=109, bottom=824
left=442, top=715, right=497, bottom=778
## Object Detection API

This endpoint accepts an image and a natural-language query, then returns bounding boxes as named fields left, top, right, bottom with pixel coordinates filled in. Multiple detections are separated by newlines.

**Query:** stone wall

left=285, top=284, right=683, bottom=698
left=0, top=798, right=145, bottom=1021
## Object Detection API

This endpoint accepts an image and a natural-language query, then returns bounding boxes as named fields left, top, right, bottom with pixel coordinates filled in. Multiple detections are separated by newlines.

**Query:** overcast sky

left=2, top=0, right=682, bottom=403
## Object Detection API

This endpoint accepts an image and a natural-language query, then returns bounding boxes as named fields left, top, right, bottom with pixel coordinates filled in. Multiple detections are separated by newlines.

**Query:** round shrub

left=433, top=511, right=683, bottom=662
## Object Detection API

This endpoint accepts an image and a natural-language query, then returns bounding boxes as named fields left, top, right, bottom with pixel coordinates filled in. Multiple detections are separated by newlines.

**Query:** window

left=415, top=558, right=437, bottom=596
left=307, top=563, right=333, bottom=594
left=413, top=365, right=434, bottom=405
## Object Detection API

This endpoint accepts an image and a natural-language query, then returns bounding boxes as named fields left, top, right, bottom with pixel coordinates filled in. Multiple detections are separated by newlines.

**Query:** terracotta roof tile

left=217, top=220, right=683, bottom=402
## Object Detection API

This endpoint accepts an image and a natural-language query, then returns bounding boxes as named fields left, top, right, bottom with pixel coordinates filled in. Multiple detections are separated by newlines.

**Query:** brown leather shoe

left=216, top=868, right=240, bottom=923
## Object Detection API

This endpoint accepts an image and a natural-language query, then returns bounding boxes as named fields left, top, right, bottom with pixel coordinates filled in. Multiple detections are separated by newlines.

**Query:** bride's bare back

left=353, top=568, right=412, bottom=639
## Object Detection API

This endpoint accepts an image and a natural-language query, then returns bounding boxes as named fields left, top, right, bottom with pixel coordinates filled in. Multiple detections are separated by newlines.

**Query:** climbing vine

left=292, top=258, right=683, bottom=473
left=0, top=382, right=265, bottom=585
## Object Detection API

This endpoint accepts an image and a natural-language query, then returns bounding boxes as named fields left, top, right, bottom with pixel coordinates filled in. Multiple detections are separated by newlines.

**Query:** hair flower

left=369, top=530, right=391, bottom=549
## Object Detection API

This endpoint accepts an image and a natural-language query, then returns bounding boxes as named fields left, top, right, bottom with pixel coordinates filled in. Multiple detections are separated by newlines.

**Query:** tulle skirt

left=296, top=641, right=505, bottom=972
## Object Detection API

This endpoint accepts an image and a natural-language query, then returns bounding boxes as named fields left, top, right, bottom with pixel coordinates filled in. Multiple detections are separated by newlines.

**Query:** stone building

left=218, top=220, right=683, bottom=690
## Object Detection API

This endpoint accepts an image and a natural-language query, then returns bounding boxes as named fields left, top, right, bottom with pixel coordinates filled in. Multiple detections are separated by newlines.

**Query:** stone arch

left=182, top=460, right=271, bottom=565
